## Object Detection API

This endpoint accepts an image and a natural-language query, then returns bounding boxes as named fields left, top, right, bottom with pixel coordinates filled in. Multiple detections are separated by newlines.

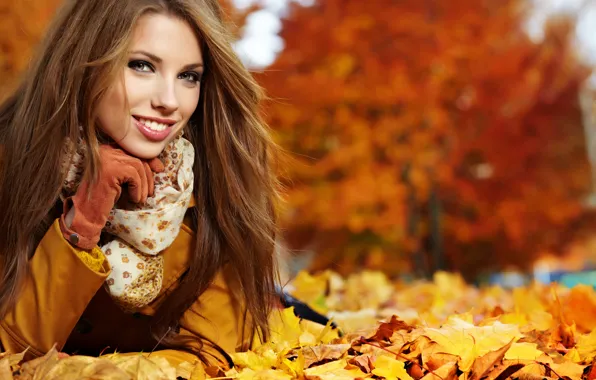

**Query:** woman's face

left=96, top=12, right=203, bottom=159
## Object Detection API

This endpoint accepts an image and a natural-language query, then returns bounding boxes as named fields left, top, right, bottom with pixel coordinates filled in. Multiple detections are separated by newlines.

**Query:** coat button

left=74, top=318, right=93, bottom=334
left=69, top=233, right=79, bottom=245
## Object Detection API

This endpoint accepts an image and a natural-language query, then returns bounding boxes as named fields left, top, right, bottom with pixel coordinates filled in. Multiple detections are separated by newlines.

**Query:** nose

left=151, top=78, right=179, bottom=113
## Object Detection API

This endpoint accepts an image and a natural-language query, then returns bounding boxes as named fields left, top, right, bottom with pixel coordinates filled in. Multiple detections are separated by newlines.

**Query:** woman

left=0, top=0, right=281, bottom=373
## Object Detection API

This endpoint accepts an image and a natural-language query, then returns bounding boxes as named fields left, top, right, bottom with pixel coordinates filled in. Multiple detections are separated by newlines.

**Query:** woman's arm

left=0, top=219, right=110, bottom=358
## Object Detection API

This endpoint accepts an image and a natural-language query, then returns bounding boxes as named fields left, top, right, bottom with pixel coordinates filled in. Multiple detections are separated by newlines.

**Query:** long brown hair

left=0, top=0, right=280, bottom=356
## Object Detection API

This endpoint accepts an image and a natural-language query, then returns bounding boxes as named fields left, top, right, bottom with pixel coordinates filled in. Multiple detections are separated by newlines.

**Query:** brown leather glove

left=59, top=145, right=165, bottom=249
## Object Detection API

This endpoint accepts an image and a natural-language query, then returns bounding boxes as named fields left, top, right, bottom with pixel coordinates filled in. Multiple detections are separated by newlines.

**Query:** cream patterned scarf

left=62, top=135, right=195, bottom=311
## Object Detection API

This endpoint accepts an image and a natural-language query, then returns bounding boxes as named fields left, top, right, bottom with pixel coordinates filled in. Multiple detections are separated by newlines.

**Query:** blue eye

left=179, top=72, right=202, bottom=84
left=128, top=60, right=154, bottom=72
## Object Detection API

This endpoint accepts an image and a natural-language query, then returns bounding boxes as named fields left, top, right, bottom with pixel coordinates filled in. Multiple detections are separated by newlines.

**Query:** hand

left=60, top=145, right=165, bottom=249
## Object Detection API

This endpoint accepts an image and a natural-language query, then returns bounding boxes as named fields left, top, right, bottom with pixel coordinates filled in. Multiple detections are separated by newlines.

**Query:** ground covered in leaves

left=5, top=271, right=596, bottom=379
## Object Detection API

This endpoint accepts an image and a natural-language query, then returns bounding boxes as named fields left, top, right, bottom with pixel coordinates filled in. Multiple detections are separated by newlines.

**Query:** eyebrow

left=130, top=50, right=204, bottom=71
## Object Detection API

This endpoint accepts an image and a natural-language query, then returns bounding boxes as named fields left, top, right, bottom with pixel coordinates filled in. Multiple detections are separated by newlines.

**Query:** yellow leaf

left=372, top=355, right=413, bottom=380
left=499, top=312, right=528, bottom=327
left=565, top=348, right=582, bottom=363
left=236, top=368, right=293, bottom=379
left=304, top=358, right=367, bottom=380
left=278, top=350, right=305, bottom=378
left=299, top=330, right=318, bottom=346
left=230, top=350, right=276, bottom=371
left=576, top=328, right=596, bottom=362
left=268, top=307, right=304, bottom=351
left=504, top=343, right=543, bottom=361
left=423, top=318, right=521, bottom=372
left=300, top=319, right=341, bottom=344
left=291, top=271, right=329, bottom=313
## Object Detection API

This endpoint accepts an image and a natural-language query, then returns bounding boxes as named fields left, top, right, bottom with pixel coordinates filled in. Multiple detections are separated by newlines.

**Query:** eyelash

left=127, top=60, right=202, bottom=85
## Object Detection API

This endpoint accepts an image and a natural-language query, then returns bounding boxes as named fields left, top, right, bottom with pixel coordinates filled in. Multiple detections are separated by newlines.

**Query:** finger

left=132, top=160, right=149, bottom=203
left=122, top=168, right=143, bottom=203
left=148, top=157, right=165, bottom=173
left=144, top=162, right=155, bottom=197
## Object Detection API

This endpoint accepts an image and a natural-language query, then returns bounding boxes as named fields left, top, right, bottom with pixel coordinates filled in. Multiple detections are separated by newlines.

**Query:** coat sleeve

left=0, top=219, right=110, bottom=357
left=114, top=269, right=251, bottom=379
left=175, top=268, right=253, bottom=370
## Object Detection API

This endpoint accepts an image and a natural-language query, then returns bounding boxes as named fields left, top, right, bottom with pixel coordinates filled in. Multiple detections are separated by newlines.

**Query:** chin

left=117, top=140, right=166, bottom=160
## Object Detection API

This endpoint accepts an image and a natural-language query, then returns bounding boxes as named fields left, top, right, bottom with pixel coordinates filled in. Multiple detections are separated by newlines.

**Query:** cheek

left=97, top=82, right=128, bottom=134
left=124, top=73, right=151, bottom=108
left=181, top=89, right=201, bottom=120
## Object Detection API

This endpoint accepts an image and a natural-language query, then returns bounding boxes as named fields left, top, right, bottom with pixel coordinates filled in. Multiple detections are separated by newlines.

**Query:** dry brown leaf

left=584, top=361, right=596, bottom=380
left=514, top=375, right=557, bottom=380
left=26, top=346, right=62, bottom=380
left=300, top=343, right=351, bottom=368
left=42, top=357, right=130, bottom=380
left=347, top=353, right=373, bottom=373
left=483, top=362, right=526, bottom=380
left=400, top=335, right=435, bottom=362
left=108, top=354, right=174, bottom=380
left=468, top=339, right=514, bottom=380
left=304, top=358, right=367, bottom=380
left=0, top=357, right=13, bottom=380
left=368, top=315, right=413, bottom=342
left=550, top=361, right=585, bottom=379
left=421, top=349, right=458, bottom=371
left=406, top=362, right=424, bottom=379
left=176, top=360, right=208, bottom=380
left=419, top=362, right=457, bottom=380
left=551, top=289, right=577, bottom=349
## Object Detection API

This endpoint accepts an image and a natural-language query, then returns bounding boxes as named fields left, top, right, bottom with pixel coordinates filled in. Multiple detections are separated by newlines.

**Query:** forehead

left=131, top=12, right=203, bottom=64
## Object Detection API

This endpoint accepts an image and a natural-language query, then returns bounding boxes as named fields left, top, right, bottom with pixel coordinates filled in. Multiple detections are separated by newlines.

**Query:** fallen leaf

left=108, top=354, right=173, bottom=380
left=235, top=368, right=293, bottom=379
left=0, top=357, right=12, bottom=380
left=368, top=315, right=413, bottom=342
left=582, top=360, right=596, bottom=380
left=578, top=330, right=596, bottom=363
left=300, top=343, right=350, bottom=368
left=419, top=362, right=457, bottom=380
left=43, top=358, right=130, bottom=380
left=504, top=342, right=543, bottom=361
left=231, top=349, right=277, bottom=371
left=268, top=307, right=304, bottom=351
left=483, top=362, right=526, bottom=380
left=422, top=350, right=458, bottom=371
left=550, top=361, right=585, bottom=379
left=468, top=339, right=513, bottom=380
left=372, top=355, right=413, bottom=380
left=347, top=354, right=373, bottom=373
left=304, top=358, right=367, bottom=379
left=423, top=318, right=520, bottom=372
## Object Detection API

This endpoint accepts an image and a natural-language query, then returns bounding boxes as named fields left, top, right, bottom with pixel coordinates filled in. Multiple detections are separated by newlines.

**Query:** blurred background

left=3, top=0, right=596, bottom=286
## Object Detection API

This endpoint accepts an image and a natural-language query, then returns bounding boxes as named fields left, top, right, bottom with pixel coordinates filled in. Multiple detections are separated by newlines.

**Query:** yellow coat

left=0, top=198, right=250, bottom=377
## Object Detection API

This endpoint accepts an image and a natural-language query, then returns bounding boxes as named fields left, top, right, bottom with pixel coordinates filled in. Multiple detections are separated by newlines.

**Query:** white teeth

left=139, top=118, right=169, bottom=131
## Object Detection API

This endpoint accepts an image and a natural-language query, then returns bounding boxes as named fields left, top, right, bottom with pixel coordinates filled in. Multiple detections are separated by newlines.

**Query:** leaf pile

left=0, top=346, right=204, bottom=380
left=6, top=270, right=596, bottom=379
left=226, top=271, right=596, bottom=379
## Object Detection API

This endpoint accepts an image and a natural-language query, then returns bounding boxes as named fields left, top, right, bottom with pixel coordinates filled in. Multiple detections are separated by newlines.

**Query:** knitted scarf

left=62, top=134, right=194, bottom=311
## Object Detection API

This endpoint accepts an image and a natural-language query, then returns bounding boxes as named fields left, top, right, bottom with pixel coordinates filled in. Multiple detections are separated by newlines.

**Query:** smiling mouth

left=132, top=116, right=176, bottom=131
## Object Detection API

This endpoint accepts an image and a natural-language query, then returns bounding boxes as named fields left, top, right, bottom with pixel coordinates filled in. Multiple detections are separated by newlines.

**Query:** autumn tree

left=0, top=0, right=65, bottom=94
left=258, top=0, right=594, bottom=278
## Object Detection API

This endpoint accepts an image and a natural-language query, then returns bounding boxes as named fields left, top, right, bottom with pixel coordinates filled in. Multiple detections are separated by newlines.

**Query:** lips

left=132, top=116, right=175, bottom=142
